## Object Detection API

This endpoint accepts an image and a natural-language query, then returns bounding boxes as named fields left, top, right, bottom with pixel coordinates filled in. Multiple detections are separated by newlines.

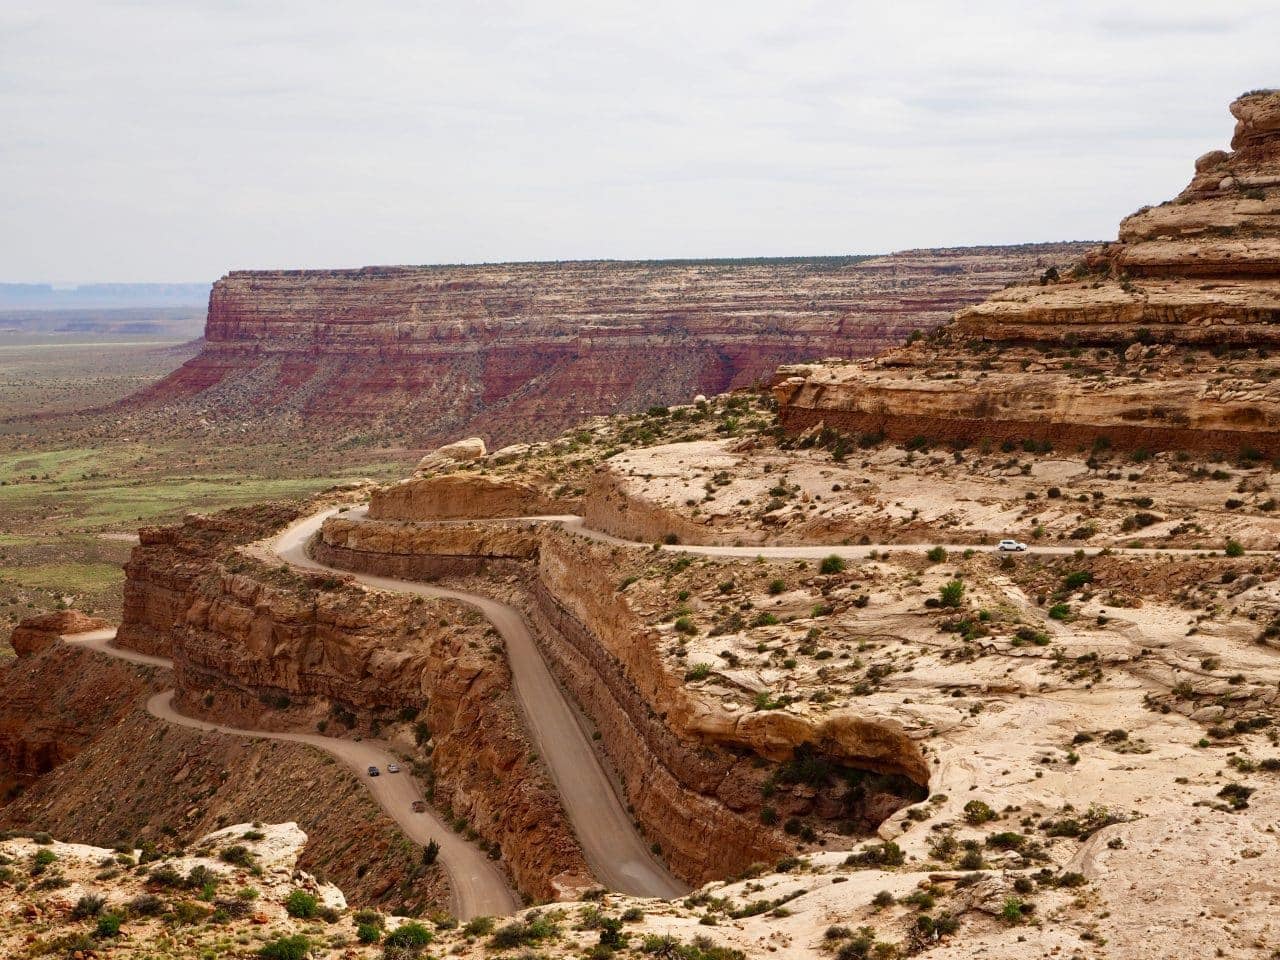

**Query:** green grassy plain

left=0, top=337, right=416, bottom=652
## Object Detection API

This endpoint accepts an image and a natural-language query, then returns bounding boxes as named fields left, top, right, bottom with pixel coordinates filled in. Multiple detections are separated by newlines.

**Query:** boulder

left=414, top=436, right=487, bottom=474
left=10, top=610, right=110, bottom=658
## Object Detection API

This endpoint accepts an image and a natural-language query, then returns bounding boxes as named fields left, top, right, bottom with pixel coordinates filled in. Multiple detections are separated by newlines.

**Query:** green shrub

left=356, top=923, right=381, bottom=944
left=284, top=889, right=319, bottom=919
left=1062, top=570, right=1093, bottom=590
left=220, top=845, right=254, bottom=867
left=684, top=663, right=713, bottom=682
left=1048, top=603, right=1071, bottom=620
left=768, top=579, right=786, bottom=595
left=385, top=921, right=433, bottom=948
left=95, top=914, right=123, bottom=938
left=938, top=580, right=965, bottom=608
left=1225, top=539, right=1245, bottom=557
left=127, top=893, right=165, bottom=917
left=72, top=894, right=105, bottom=919
left=489, top=914, right=558, bottom=949
left=963, top=799, right=996, bottom=824
left=926, top=546, right=946, bottom=563
left=1000, top=897, right=1029, bottom=924
left=462, top=915, right=495, bottom=937
left=422, top=840, right=440, bottom=866
left=819, top=554, right=846, bottom=575
left=257, top=935, right=310, bottom=960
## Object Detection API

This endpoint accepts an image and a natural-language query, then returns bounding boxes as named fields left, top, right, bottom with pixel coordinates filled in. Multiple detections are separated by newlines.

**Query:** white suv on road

left=997, top=539, right=1028, bottom=552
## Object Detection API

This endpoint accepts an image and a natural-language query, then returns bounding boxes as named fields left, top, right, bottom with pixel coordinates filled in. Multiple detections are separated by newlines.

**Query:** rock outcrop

left=777, top=91, right=1280, bottom=455
left=122, top=247, right=1090, bottom=446
left=8, top=609, right=108, bottom=657
left=369, top=474, right=571, bottom=521
left=316, top=509, right=929, bottom=884
left=116, top=506, right=590, bottom=902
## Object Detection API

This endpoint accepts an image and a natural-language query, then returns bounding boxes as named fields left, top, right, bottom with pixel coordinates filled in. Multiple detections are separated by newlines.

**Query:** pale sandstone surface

left=777, top=91, right=1280, bottom=456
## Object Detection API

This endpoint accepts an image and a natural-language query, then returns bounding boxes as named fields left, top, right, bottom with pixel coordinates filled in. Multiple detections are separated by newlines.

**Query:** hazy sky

left=3, top=1, right=1277, bottom=281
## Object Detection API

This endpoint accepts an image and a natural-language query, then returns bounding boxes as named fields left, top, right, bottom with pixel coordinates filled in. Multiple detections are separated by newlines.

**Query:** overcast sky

left=2, top=1, right=1276, bottom=282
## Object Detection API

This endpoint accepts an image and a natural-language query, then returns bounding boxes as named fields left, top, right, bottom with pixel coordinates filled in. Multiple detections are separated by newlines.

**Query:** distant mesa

left=118, top=247, right=1092, bottom=447
left=777, top=90, right=1280, bottom=456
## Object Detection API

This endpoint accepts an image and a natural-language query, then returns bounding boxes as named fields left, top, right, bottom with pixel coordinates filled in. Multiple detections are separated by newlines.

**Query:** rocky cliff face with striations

left=0, top=639, right=446, bottom=913
left=115, top=505, right=591, bottom=902
left=124, top=248, right=1090, bottom=446
left=776, top=91, right=1280, bottom=455
left=316, top=508, right=929, bottom=885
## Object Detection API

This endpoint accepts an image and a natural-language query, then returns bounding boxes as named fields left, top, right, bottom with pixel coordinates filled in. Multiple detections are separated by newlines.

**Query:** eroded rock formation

left=115, top=507, right=591, bottom=902
left=315, top=508, right=929, bottom=884
left=123, top=247, right=1090, bottom=445
left=8, top=609, right=108, bottom=657
left=777, top=91, right=1280, bottom=455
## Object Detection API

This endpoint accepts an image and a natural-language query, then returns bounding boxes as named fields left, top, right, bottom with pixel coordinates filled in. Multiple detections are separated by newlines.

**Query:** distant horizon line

left=2, top=238, right=1102, bottom=287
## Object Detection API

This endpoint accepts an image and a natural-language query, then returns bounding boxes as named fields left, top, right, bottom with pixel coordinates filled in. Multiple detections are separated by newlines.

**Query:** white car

left=386, top=763, right=401, bottom=774
left=996, top=539, right=1028, bottom=552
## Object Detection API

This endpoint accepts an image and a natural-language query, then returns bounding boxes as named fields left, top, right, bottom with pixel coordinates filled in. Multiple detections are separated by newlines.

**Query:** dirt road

left=63, top=628, right=516, bottom=919
left=273, top=512, right=687, bottom=899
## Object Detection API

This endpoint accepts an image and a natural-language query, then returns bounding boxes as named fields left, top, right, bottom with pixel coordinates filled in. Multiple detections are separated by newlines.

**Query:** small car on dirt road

left=387, top=763, right=400, bottom=774
left=411, top=800, right=427, bottom=813
left=368, top=766, right=380, bottom=777
left=996, top=539, right=1028, bottom=552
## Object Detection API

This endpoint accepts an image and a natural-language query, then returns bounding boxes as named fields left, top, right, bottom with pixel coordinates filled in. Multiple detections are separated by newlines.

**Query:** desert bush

left=258, top=935, right=310, bottom=960
left=938, top=580, right=965, bottom=608
left=819, top=554, right=846, bottom=575
left=72, top=893, right=106, bottom=919
left=284, top=889, right=319, bottom=919
left=462, top=915, right=494, bottom=937
left=385, top=921, right=433, bottom=949
left=963, top=800, right=996, bottom=824
left=95, top=914, right=123, bottom=938
left=220, top=844, right=254, bottom=867
left=489, top=914, right=558, bottom=949
left=128, top=893, right=165, bottom=917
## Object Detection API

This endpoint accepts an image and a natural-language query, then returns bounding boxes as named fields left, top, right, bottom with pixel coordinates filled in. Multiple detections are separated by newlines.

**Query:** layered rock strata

left=124, top=247, right=1090, bottom=445
left=777, top=91, right=1280, bottom=455
left=0, top=644, right=445, bottom=912
left=368, top=475, right=572, bottom=522
left=115, top=506, right=590, bottom=902
left=7, top=609, right=108, bottom=657
left=316, top=512, right=929, bottom=884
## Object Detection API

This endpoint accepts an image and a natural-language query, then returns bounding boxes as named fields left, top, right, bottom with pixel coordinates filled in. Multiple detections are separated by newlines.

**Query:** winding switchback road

left=62, top=627, right=516, bottom=919
left=273, top=512, right=687, bottom=899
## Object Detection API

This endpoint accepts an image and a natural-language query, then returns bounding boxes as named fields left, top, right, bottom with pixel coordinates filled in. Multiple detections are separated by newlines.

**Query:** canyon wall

left=316, top=513, right=928, bottom=885
left=123, top=247, right=1090, bottom=446
left=777, top=91, right=1280, bottom=456
left=0, top=640, right=446, bottom=913
left=114, top=507, right=591, bottom=903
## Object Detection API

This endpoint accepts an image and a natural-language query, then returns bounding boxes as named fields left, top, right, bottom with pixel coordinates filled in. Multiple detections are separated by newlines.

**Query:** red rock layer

left=116, top=506, right=590, bottom=902
left=777, top=91, right=1280, bottom=456
left=124, top=248, right=1091, bottom=446
left=316, top=514, right=929, bottom=885
left=0, top=644, right=447, bottom=913
left=8, top=610, right=108, bottom=657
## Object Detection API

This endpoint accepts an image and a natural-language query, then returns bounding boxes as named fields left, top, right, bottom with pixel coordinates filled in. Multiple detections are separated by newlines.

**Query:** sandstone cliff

left=777, top=91, right=1280, bottom=455
left=316, top=510, right=928, bottom=885
left=123, top=247, right=1089, bottom=446
left=116, top=505, right=590, bottom=903
left=0, top=640, right=444, bottom=912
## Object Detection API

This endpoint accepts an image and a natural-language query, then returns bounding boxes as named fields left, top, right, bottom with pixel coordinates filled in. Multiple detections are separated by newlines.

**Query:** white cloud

left=1, top=0, right=1274, bottom=280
